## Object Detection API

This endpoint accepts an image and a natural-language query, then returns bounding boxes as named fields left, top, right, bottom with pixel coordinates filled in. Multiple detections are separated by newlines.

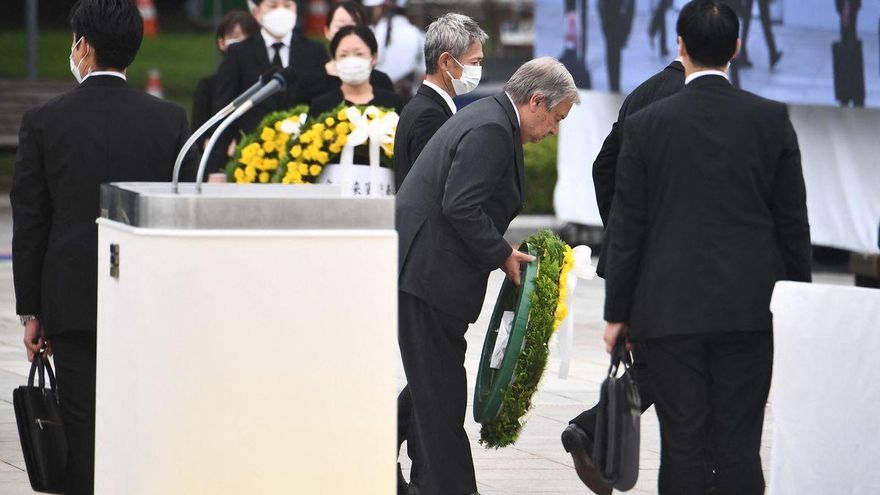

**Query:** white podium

left=769, top=282, right=880, bottom=495
left=95, top=183, right=397, bottom=494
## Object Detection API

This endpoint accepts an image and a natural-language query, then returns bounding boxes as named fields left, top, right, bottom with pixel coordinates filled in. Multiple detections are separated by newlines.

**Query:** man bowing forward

left=396, top=57, right=579, bottom=495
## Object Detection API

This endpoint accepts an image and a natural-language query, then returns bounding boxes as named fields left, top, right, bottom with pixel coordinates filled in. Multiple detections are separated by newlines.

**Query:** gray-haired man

left=396, top=57, right=579, bottom=495
left=393, top=13, right=487, bottom=190
left=394, top=13, right=486, bottom=493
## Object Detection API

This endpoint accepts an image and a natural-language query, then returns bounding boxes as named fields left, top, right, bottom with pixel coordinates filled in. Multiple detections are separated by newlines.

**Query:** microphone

left=172, top=68, right=282, bottom=192
left=193, top=71, right=290, bottom=192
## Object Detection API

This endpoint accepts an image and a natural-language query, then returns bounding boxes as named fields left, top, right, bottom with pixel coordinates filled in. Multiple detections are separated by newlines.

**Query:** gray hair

left=424, top=13, right=488, bottom=75
left=504, top=57, right=581, bottom=109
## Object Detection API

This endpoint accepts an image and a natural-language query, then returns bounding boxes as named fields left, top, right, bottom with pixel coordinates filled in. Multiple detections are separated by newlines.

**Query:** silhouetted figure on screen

left=739, top=0, right=783, bottom=69
left=599, top=0, right=635, bottom=92
left=833, top=0, right=865, bottom=107
left=648, top=0, right=673, bottom=57
left=559, top=0, right=593, bottom=89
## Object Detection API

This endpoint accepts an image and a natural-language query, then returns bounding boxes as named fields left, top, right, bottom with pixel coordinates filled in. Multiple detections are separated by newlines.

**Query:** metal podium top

left=100, top=183, right=394, bottom=230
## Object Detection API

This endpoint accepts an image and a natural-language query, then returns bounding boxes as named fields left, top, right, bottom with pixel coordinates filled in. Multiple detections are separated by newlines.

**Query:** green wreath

left=474, top=230, right=568, bottom=448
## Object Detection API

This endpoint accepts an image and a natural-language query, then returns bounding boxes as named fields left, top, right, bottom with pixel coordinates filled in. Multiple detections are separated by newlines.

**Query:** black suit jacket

left=292, top=67, right=394, bottom=107
left=12, top=75, right=197, bottom=335
left=210, top=32, right=329, bottom=173
left=604, top=75, right=811, bottom=340
left=396, top=94, right=524, bottom=323
left=593, top=60, right=685, bottom=277
left=393, top=84, right=455, bottom=190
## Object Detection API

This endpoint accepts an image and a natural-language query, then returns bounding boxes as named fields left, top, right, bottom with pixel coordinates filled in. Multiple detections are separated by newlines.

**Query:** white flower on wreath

left=280, top=113, right=308, bottom=139
left=345, top=106, right=399, bottom=149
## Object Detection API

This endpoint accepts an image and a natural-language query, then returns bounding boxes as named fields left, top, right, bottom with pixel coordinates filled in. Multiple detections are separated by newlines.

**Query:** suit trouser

left=50, top=332, right=97, bottom=495
left=569, top=345, right=653, bottom=438
left=397, top=386, right=421, bottom=483
left=398, top=291, right=476, bottom=495
left=647, top=331, right=772, bottom=495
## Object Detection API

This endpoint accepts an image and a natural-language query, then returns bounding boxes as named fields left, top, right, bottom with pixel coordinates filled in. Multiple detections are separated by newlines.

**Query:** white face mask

left=446, top=56, right=481, bottom=96
left=336, top=56, right=372, bottom=85
left=224, top=37, right=244, bottom=47
left=69, top=37, right=87, bottom=84
left=262, top=8, right=297, bottom=39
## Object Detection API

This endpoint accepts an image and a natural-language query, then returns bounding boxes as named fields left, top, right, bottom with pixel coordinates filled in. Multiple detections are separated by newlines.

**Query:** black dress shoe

left=397, top=463, right=408, bottom=495
left=561, top=424, right=612, bottom=495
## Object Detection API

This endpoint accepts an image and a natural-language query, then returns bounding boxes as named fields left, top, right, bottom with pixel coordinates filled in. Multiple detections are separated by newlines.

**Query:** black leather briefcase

left=593, top=339, right=641, bottom=491
left=13, top=353, right=67, bottom=493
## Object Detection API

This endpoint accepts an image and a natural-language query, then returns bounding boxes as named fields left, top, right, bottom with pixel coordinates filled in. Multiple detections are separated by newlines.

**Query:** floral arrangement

left=227, top=103, right=398, bottom=185
left=226, top=106, right=309, bottom=184
left=479, top=230, right=579, bottom=448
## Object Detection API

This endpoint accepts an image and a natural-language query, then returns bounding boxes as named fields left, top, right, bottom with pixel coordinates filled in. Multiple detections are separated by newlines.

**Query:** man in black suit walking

left=12, top=1, right=197, bottom=493
left=603, top=2, right=811, bottom=493
left=393, top=13, right=486, bottom=190
left=392, top=12, right=487, bottom=493
left=210, top=0, right=329, bottom=173
left=396, top=57, right=579, bottom=495
left=561, top=58, right=685, bottom=495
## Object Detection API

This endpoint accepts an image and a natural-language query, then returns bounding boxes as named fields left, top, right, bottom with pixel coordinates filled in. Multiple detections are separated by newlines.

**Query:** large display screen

left=535, top=0, right=880, bottom=108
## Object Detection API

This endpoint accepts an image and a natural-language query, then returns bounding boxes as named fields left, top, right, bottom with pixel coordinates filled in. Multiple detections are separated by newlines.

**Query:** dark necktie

left=271, top=42, right=284, bottom=68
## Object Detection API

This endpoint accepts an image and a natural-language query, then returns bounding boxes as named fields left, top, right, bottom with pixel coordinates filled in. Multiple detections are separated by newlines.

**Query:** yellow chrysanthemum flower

left=274, top=122, right=283, bottom=131
left=290, top=145, right=302, bottom=158
left=282, top=177, right=291, bottom=184
left=262, top=158, right=278, bottom=171
left=325, top=117, right=335, bottom=127
left=298, top=162, right=309, bottom=175
left=322, top=130, right=334, bottom=141
left=329, top=143, right=342, bottom=154
left=336, top=122, right=349, bottom=134
left=260, top=127, right=276, bottom=142
left=336, top=134, right=347, bottom=147
left=309, top=165, right=322, bottom=177
left=262, top=140, right=276, bottom=153
left=337, top=109, right=348, bottom=121
left=234, top=168, right=245, bottom=182
left=258, top=171, right=270, bottom=183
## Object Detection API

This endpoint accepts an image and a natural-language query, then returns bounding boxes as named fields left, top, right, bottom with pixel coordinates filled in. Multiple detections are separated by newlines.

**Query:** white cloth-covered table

left=769, top=282, right=880, bottom=495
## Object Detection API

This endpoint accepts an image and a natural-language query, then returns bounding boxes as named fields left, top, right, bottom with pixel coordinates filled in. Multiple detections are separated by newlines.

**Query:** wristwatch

left=19, top=315, right=38, bottom=326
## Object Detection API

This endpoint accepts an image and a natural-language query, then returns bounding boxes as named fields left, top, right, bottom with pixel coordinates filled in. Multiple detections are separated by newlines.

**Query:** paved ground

left=0, top=197, right=854, bottom=494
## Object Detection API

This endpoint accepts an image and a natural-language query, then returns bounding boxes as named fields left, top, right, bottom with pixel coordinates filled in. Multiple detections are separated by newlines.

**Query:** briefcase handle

left=607, top=337, right=633, bottom=378
left=26, top=352, right=57, bottom=393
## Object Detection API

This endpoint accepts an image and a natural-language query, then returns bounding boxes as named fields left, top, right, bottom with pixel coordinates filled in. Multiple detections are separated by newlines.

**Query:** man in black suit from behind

left=396, top=57, right=579, bottom=495
left=393, top=13, right=486, bottom=190
left=392, top=12, right=487, bottom=494
left=210, top=0, right=329, bottom=174
left=12, top=1, right=197, bottom=493
left=603, top=2, right=811, bottom=493
left=561, top=58, right=685, bottom=495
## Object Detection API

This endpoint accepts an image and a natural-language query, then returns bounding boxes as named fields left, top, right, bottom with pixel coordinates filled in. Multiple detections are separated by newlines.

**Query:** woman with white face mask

left=309, top=25, right=404, bottom=117
left=191, top=10, right=260, bottom=143
left=291, top=1, right=395, bottom=107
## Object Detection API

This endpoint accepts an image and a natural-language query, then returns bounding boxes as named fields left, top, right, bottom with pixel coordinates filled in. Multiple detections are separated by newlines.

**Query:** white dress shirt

left=505, top=92, right=521, bottom=126
left=84, top=71, right=126, bottom=81
left=262, top=29, right=293, bottom=68
left=685, top=69, right=729, bottom=85
left=422, top=81, right=457, bottom=115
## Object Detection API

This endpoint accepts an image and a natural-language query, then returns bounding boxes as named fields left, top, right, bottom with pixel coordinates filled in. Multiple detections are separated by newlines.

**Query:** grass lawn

left=0, top=30, right=219, bottom=113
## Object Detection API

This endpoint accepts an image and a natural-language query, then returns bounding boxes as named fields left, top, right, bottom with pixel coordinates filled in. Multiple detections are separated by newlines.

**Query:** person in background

left=648, top=0, right=673, bottom=57
left=12, top=1, right=198, bottom=493
left=364, top=0, right=425, bottom=100
left=598, top=0, right=635, bottom=92
left=392, top=15, right=487, bottom=491
left=739, top=0, right=783, bottom=69
left=561, top=57, right=685, bottom=495
left=292, top=1, right=394, bottom=107
left=309, top=25, right=404, bottom=116
left=603, top=2, right=810, bottom=493
left=210, top=0, right=328, bottom=174
left=191, top=10, right=260, bottom=150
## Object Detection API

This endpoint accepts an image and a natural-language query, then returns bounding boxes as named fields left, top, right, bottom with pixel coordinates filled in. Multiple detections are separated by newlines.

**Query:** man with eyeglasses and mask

left=209, top=0, right=329, bottom=174
left=11, top=1, right=197, bottom=493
